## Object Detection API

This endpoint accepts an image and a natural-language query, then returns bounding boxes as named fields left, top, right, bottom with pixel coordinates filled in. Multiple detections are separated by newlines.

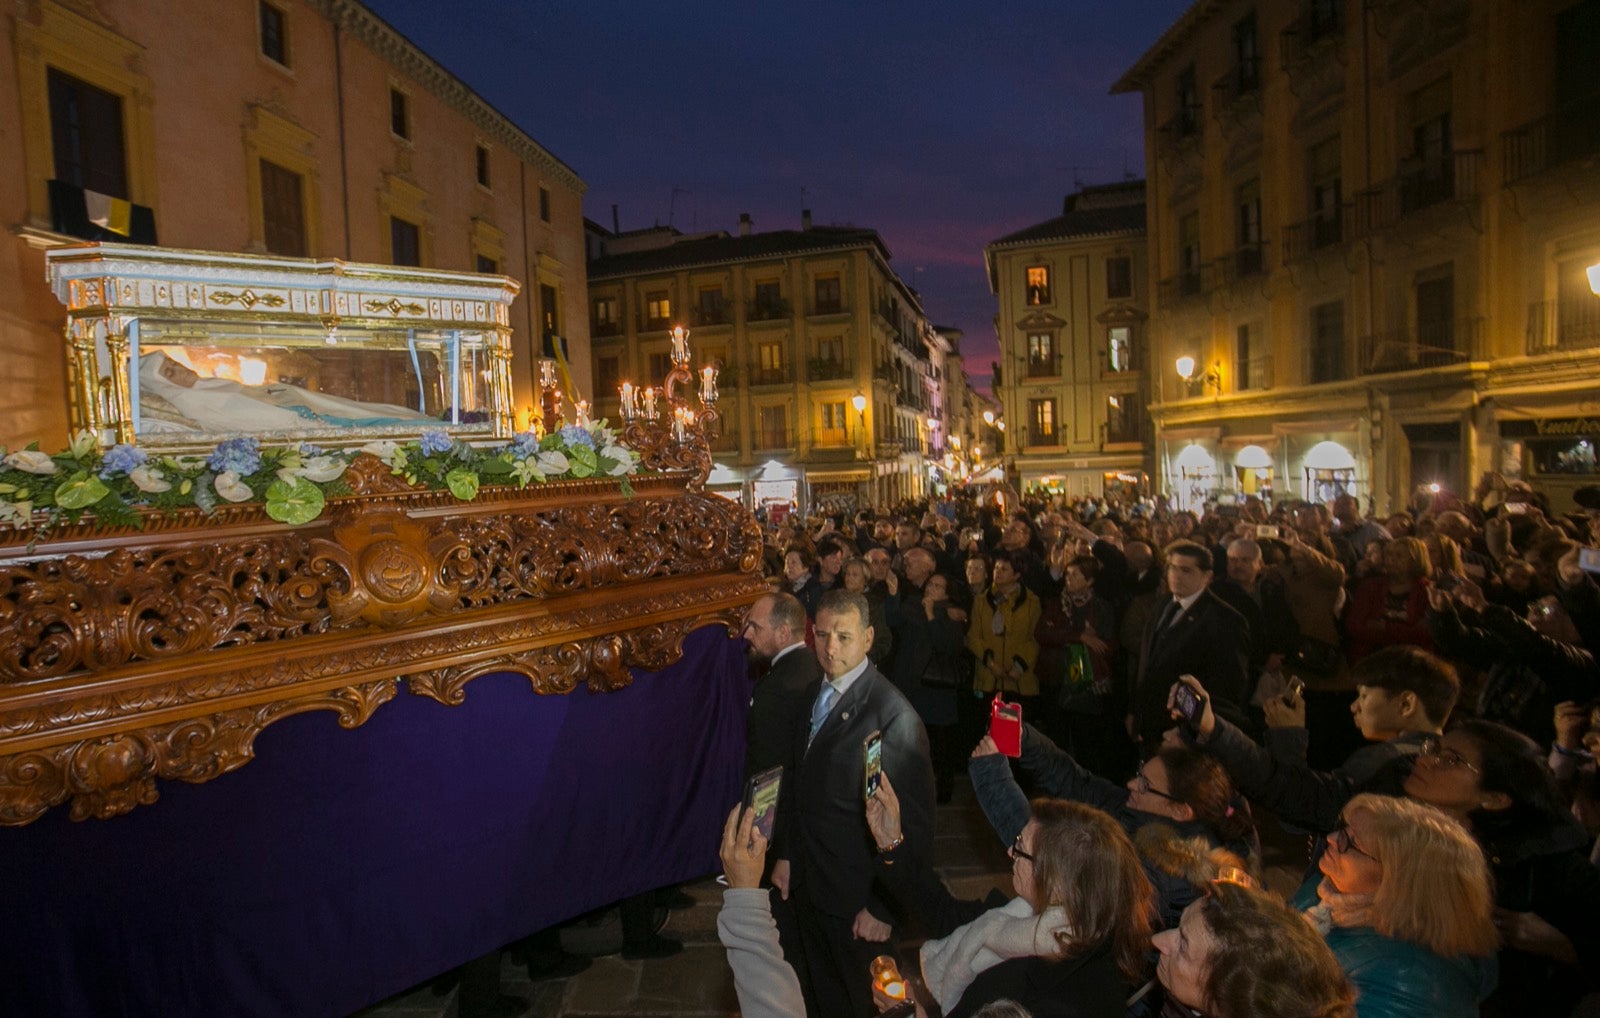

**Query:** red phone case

left=990, top=696, right=1022, bottom=757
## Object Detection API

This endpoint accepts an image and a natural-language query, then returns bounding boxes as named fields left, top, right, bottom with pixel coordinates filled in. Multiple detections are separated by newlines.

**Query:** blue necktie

left=808, top=682, right=838, bottom=745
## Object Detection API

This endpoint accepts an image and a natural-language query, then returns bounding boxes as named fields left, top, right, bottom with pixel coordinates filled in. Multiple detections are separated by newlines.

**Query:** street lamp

left=983, top=410, right=995, bottom=426
left=1588, top=260, right=1600, bottom=296
left=1176, top=355, right=1221, bottom=396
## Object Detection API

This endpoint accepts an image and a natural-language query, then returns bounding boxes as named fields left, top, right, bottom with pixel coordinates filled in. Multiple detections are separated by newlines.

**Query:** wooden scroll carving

left=0, top=463, right=765, bottom=827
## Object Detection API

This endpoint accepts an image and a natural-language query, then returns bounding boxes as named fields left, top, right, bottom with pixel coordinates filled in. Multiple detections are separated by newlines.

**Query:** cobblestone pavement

left=358, top=773, right=1311, bottom=1018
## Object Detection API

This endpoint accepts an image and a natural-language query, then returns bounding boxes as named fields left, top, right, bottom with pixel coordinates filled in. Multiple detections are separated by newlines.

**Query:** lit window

left=1025, top=265, right=1051, bottom=305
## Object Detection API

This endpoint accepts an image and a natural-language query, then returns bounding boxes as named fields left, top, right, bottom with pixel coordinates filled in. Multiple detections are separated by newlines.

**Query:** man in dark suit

left=1128, top=540, right=1250, bottom=746
left=773, top=590, right=935, bottom=1018
left=742, top=592, right=822, bottom=778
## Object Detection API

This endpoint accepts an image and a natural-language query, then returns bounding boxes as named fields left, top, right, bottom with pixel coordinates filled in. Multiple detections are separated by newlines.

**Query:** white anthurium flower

left=68, top=430, right=98, bottom=459
left=360, top=440, right=400, bottom=459
left=3, top=450, right=58, bottom=475
left=607, top=457, right=632, bottom=476
left=128, top=465, right=172, bottom=493
left=0, top=500, right=32, bottom=524
left=298, top=455, right=348, bottom=483
left=213, top=470, right=254, bottom=502
left=535, top=449, right=569, bottom=475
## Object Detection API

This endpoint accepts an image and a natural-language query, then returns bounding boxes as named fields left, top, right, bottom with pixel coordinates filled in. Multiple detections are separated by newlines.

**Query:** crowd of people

left=720, top=476, right=1600, bottom=1018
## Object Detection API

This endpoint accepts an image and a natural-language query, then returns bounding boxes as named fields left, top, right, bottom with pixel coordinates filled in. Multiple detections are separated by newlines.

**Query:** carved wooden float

left=0, top=454, right=764, bottom=827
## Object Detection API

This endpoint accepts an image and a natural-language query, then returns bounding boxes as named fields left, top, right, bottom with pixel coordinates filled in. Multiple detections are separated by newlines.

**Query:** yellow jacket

left=966, top=585, right=1042, bottom=696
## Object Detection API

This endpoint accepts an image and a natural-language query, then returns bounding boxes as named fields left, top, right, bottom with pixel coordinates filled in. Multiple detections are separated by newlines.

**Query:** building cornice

left=316, top=0, right=585, bottom=194
left=1110, top=0, right=1229, bottom=94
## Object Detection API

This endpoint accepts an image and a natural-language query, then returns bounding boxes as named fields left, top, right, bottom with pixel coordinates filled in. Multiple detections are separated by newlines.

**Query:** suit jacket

left=744, top=645, right=823, bottom=779
left=1132, top=588, right=1250, bottom=743
left=777, top=663, right=935, bottom=922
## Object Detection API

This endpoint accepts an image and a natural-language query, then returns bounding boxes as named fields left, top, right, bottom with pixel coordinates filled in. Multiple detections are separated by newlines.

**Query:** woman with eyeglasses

left=1293, top=793, right=1497, bottom=1017
left=865, top=773, right=1152, bottom=1018
left=970, top=726, right=1257, bottom=928
left=1177, top=675, right=1600, bottom=1016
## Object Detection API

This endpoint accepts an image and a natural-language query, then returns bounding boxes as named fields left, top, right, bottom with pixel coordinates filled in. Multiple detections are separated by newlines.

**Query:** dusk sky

left=366, top=1, right=1193, bottom=392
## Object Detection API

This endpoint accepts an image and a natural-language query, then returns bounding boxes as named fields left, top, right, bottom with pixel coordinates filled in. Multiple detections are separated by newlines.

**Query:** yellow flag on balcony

left=84, top=189, right=133, bottom=236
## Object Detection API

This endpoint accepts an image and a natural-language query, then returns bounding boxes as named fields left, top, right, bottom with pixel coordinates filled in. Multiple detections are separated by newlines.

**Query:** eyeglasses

left=1329, top=820, right=1374, bottom=860
left=1419, top=736, right=1481, bottom=774
left=1134, top=771, right=1181, bottom=802
left=1009, top=835, right=1034, bottom=863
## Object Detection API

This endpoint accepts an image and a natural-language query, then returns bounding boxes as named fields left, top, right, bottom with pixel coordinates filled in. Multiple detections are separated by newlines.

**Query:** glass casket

left=45, top=244, right=520, bottom=449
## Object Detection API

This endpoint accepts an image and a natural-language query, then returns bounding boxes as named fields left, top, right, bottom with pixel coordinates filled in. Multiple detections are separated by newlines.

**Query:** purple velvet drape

left=2, top=625, right=750, bottom=1017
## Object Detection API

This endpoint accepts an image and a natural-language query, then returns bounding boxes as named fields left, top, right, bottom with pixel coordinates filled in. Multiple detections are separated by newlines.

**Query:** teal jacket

left=1292, top=876, right=1495, bottom=1018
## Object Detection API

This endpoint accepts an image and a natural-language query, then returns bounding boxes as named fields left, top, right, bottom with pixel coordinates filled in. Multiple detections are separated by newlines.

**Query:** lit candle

left=619, top=381, right=636, bottom=420
left=670, top=326, right=690, bottom=365
left=539, top=360, right=556, bottom=389
left=699, top=365, right=718, bottom=405
left=575, top=399, right=591, bottom=427
left=642, top=386, right=659, bottom=421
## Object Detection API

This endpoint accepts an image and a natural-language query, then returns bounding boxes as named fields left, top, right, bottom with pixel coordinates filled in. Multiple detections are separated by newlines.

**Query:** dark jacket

left=1035, top=590, right=1116, bottom=711
left=874, top=844, right=1130, bottom=1018
left=970, top=725, right=1257, bottom=928
left=1132, top=589, right=1250, bottom=744
left=744, top=644, right=822, bottom=779
left=775, top=664, right=935, bottom=922
left=1427, top=600, right=1600, bottom=741
left=888, top=583, right=964, bottom=728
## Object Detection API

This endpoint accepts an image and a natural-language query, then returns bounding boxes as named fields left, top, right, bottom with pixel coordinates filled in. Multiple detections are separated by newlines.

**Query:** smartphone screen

left=743, top=766, right=783, bottom=845
left=1505, top=502, right=1528, bottom=516
left=1580, top=547, right=1600, bottom=575
left=863, top=730, right=884, bottom=800
left=1256, top=524, right=1279, bottom=539
left=1284, top=677, right=1306, bottom=705
left=1173, top=685, right=1203, bottom=724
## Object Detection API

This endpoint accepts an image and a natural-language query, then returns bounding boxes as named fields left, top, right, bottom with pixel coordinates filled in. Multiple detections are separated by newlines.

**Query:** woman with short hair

left=1155, top=881, right=1355, bottom=1018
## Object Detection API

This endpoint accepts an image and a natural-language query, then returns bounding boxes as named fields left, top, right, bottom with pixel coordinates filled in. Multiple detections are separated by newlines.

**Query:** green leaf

left=567, top=444, right=598, bottom=479
left=445, top=468, right=480, bottom=501
left=91, top=492, right=142, bottom=530
left=264, top=478, right=325, bottom=525
left=54, top=472, right=109, bottom=510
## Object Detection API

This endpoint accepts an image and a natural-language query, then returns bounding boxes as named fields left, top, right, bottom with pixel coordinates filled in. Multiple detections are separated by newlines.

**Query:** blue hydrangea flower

left=558, top=425, right=596, bottom=448
left=99, top=443, right=148, bottom=478
left=207, top=437, right=262, bottom=476
left=509, top=431, right=540, bottom=458
left=419, top=429, right=454, bottom=456
left=298, top=443, right=325, bottom=457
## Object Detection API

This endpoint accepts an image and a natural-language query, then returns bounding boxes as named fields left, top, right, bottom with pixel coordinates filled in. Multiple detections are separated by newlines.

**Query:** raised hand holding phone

left=1168, top=674, right=1216, bottom=740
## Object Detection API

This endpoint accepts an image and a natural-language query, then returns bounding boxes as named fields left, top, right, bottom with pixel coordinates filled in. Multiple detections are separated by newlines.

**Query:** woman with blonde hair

left=1344, top=537, right=1434, bottom=662
left=1294, top=793, right=1497, bottom=1017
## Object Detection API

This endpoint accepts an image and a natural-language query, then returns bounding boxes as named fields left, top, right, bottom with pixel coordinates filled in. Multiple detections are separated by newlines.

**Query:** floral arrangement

left=0, top=421, right=642, bottom=530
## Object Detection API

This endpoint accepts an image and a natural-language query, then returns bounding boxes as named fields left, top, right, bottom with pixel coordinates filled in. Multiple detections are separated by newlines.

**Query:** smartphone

left=1580, top=547, right=1600, bottom=575
left=1256, top=524, right=1279, bottom=540
left=863, top=730, right=884, bottom=800
left=990, top=697, right=1023, bottom=757
left=743, top=766, right=783, bottom=845
left=1283, top=676, right=1306, bottom=705
left=1173, top=682, right=1205, bottom=725
left=1505, top=502, right=1528, bottom=516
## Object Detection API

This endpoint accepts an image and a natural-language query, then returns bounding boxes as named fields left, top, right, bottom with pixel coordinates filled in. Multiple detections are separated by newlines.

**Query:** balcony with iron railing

left=746, top=297, right=792, bottom=323
left=1025, top=428, right=1060, bottom=450
left=1158, top=263, right=1212, bottom=308
left=751, top=366, right=792, bottom=387
left=1280, top=5, right=1343, bottom=70
left=1527, top=297, right=1600, bottom=354
left=755, top=429, right=790, bottom=451
left=1502, top=101, right=1600, bottom=185
left=1237, top=353, right=1275, bottom=392
left=808, top=298, right=847, bottom=317
left=1351, top=150, right=1483, bottom=235
left=807, top=358, right=853, bottom=382
left=1212, top=64, right=1262, bottom=119
left=591, top=320, right=622, bottom=339
left=1281, top=205, right=1349, bottom=263
left=1217, top=243, right=1269, bottom=286
left=1358, top=318, right=1481, bottom=374
left=1026, top=355, right=1060, bottom=379
left=691, top=304, right=731, bottom=327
